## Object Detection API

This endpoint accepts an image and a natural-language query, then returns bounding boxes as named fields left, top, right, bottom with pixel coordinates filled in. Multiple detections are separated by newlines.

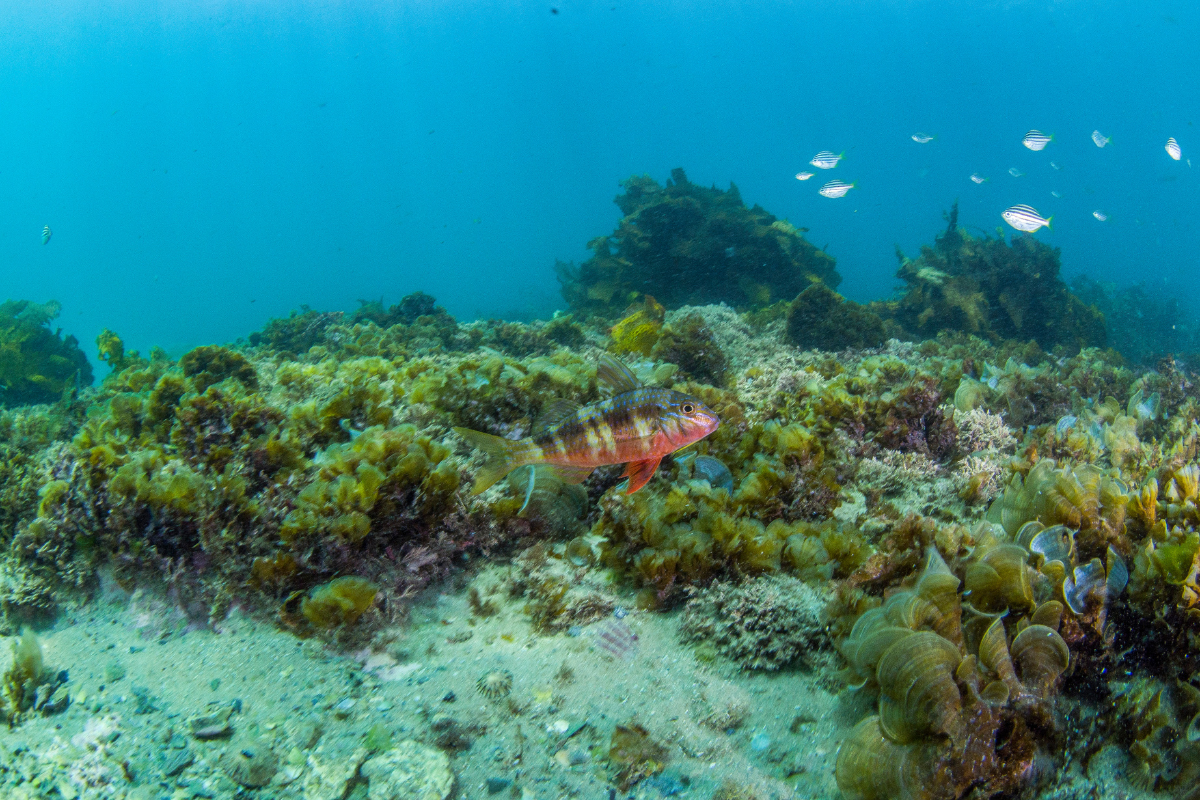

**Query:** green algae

left=0, top=300, right=92, bottom=406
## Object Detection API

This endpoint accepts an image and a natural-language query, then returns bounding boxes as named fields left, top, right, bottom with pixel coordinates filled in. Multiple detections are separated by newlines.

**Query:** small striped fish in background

left=1091, top=129, right=1110, bottom=148
left=589, top=616, right=639, bottom=660
left=1002, top=204, right=1052, bottom=232
left=809, top=150, right=843, bottom=169
left=1166, top=137, right=1182, bottom=161
left=41, top=225, right=51, bottom=245
left=1023, top=129, right=1053, bottom=150
left=818, top=180, right=855, bottom=198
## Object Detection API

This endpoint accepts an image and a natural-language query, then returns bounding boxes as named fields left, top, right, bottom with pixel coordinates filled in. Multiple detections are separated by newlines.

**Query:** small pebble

left=442, top=691, right=456, bottom=703
left=486, top=777, right=511, bottom=794
left=750, top=732, right=771, bottom=752
left=333, top=698, right=356, bottom=718
left=104, top=661, right=126, bottom=682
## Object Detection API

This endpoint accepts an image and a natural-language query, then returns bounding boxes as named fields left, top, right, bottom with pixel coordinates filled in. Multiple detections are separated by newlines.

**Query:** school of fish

left=797, top=128, right=1187, bottom=232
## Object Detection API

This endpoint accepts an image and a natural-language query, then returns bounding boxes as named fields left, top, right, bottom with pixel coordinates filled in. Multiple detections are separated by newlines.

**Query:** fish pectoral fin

left=621, top=457, right=662, bottom=494
left=533, top=398, right=582, bottom=436
left=549, top=465, right=595, bottom=485
left=596, top=353, right=642, bottom=395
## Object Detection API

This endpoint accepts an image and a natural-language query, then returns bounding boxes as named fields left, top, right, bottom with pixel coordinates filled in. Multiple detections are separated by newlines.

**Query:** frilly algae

left=837, top=547, right=1071, bottom=800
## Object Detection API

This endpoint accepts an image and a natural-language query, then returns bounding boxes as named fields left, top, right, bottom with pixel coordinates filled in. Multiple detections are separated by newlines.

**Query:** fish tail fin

left=1046, top=216, right=1053, bottom=230
left=453, top=428, right=532, bottom=494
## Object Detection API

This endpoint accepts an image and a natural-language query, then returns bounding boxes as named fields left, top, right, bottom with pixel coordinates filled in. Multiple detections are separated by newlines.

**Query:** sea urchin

left=476, top=669, right=514, bottom=700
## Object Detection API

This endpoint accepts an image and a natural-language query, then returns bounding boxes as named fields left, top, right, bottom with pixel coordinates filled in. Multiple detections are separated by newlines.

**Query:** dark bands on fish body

left=455, top=354, right=720, bottom=496
left=532, top=387, right=670, bottom=461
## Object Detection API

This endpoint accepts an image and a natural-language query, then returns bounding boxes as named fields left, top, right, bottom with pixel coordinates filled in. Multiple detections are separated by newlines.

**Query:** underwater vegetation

left=1072, top=275, right=1200, bottom=367
left=1, top=627, right=68, bottom=725
left=0, top=300, right=92, bottom=407
left=836, top=546, right=1072, bottom=800
left=786, top=283, right=886, bottom=352
left=2, top=176, right=1200, bottom=798
left=879, top=204, right=1106, bottom=353
left=556, top=168, right=841, bottom=315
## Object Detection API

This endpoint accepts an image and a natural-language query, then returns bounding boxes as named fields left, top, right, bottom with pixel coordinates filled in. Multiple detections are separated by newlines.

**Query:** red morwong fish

left=454, top=354, right=720, bottom=495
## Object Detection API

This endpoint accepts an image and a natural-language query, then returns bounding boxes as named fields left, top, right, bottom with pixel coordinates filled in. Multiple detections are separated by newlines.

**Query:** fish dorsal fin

left=597, top=353, right=642, bottom=395
left=534, top=398, right=582, bottom=436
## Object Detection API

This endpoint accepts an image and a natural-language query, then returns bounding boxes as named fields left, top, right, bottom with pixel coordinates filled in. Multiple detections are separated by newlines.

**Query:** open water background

left=2, top=0, right=1197, bottom=361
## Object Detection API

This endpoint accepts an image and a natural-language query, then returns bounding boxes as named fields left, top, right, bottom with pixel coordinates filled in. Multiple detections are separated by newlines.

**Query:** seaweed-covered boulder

left=786, top=283, right=886, bottom=351
left=881, top=204, right=1106, bottom=352
left=0, top=300, right=92, bottom=406
left=557, top=168, right=841, bottom=314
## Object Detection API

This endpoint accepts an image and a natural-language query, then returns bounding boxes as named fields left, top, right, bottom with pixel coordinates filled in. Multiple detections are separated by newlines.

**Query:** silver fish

left=810, top=151, right=843, bottom=169
left=969, top=173, right=988, bottom=184
left=911, top=133, right=935, bottom=143
left=1051, top=191, right=1062, bottom=198
left=1091, top=130, right=1110, bottom=148
left=1002, top=204, right=1052, bottom=232
left=1023, top=130, right=1053, bottom=151
left=794, top=171, right=814, bottom=181
left=1008, top=167, right=1024, bottom=178
left=818, top=179, right=855, bottom=198
left=1166, top=137, right=1182, bottom=161
left=1055, top=415, right=1078, bottom=437
left=1093, top=210, right=1108, bottom=222
left=1050, top=161, right=1062, bottom=170
left=41, top=226, right=51, bottom=245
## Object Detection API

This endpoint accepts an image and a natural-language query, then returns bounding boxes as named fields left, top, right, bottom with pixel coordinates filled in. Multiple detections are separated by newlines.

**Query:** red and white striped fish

left=454, top=354, right=720, bottom=495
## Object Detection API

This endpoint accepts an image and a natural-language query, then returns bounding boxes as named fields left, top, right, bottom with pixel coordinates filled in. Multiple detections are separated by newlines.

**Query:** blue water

left=2, top=0, right=1197, bottom=363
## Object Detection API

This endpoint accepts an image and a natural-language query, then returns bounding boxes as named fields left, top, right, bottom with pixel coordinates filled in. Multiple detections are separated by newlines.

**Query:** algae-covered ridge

left=1, top=177, right=1200, bottom=799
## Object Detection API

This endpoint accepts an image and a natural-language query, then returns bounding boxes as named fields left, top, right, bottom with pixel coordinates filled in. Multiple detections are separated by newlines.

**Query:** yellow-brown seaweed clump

left=297, top=576, right=379, bottom=628
left=280, top=424, right=460, bottom=544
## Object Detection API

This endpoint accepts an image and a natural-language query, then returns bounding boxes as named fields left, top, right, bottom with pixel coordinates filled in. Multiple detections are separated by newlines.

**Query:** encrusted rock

left=361, top=739, right=454, bottom=800
left=680, top=575, right=828, bottom=671
left=301, top=740, right=369, bottom=800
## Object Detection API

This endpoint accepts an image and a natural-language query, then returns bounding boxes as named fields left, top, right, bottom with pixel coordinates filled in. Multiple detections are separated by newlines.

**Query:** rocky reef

left=1, top=181, right=1199, bottom=799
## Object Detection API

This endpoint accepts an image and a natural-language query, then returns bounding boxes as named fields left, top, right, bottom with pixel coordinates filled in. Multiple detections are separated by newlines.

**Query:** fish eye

left=681, top=403, right=695, bottom=414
